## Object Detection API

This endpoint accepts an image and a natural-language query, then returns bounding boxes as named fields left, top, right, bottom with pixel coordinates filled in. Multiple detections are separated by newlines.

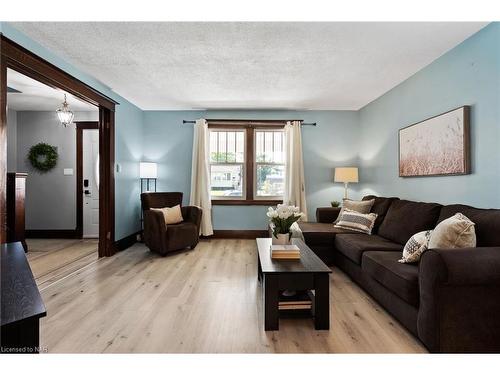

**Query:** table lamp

left=334, top=167, right=359, bottom=199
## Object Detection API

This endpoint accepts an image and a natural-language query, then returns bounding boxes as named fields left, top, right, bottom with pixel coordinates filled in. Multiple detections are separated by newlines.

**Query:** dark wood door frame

left=0, top=35, right=117, bottom=257
left=76, top=121, right=99, bottom=239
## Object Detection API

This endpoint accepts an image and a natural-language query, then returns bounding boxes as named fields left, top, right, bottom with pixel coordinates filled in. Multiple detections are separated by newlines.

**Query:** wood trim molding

left=25, top=229, right=80, bottom=239
left=0, top=35, right=116, bottom=257
left=210, top=230, right=268, bottom=239
left=208, top=124, right=285, bottom=206
left=246, top=127, right=255, bottom=201
left=211, top=199, right=282, bottom=206
left=0, top=35, right=117, bottom=110
left=0, top=46, right=7, bottom=244
left=76, top=121, right=100, bottom=130
left=114, top=231, right=141, bottom=251
left=76, top=128, right=83, bottom=238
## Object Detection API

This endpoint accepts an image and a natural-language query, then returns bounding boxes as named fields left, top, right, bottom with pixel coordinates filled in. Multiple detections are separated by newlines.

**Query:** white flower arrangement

left=267, top=204, right=304, bottom=239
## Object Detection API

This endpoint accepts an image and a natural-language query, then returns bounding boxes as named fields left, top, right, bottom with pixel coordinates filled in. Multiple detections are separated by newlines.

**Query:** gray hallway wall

left=15, top=111, right=98, bottom=230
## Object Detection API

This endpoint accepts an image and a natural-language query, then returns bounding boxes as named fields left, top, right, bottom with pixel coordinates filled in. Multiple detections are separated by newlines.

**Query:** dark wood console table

left=1, top=242, right=46, bottom=353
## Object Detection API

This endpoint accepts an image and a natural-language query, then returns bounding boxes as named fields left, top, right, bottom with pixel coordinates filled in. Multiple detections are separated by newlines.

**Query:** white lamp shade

left=334, top=167, right=359, bottom=183
left=140, top=162, right=157, bottom=179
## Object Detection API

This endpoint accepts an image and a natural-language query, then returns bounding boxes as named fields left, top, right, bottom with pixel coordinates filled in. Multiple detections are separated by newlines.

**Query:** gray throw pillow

left=335, top=198, right=375, bottom=223
left=334, top=208, right=378, bottom=235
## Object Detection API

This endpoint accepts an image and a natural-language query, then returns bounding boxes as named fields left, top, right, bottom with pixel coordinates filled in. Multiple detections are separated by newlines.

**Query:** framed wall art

left=399, top=106, right=470, bottom=177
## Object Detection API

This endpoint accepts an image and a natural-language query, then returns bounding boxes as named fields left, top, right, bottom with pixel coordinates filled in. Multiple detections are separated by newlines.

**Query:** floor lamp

left=140, top=162, right=158, bottom=238
left=140, top=162, right=158, bottom=193
left=334, top=167, right=359, bottom=200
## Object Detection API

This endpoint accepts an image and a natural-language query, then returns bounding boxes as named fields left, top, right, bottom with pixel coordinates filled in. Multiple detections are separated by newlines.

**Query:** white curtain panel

left=189, top=119, right=214, bottom=235
left=284, top=121, right=308, bottom=221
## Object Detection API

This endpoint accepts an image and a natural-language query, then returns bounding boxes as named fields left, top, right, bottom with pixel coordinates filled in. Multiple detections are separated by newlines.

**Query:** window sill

left=212, top=199, right=283, bottom=206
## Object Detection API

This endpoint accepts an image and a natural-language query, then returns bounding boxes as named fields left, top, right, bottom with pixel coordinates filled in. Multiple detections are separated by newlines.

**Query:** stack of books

left=270, top=244, right=300, bottom=259
left=278, top=291, right=312, bottom=311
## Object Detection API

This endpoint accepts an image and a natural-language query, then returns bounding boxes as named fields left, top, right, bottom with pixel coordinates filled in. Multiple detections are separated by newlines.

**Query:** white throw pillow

left=151, top=204, right=184, bottom=225
left=399, top=230, right=433, bottom=263
left=334, top=208, right=378, bottom=234
left=428, top=213, right=476, bottom=249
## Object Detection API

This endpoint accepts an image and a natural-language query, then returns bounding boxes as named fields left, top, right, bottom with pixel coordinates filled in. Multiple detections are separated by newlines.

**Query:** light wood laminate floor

left=26, top=238, right=99, bottom=290
left=35, top=239, right=426, bottom=353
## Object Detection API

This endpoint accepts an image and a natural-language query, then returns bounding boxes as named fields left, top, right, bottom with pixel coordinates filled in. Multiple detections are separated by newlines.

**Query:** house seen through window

left=255, top=130, right=285, bottom=198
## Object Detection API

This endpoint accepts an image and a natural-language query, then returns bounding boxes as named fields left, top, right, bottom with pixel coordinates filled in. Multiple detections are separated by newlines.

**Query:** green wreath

left=28, top=142, right=58, bottom=172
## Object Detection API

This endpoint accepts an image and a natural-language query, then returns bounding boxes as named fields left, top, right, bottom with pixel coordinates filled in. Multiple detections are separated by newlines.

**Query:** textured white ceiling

left=7, top=68, right=97, bottom=111
left=9, top=22, right=487, bottom=110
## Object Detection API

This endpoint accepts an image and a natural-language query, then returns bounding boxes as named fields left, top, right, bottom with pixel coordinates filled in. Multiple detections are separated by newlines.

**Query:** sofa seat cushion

left=378, top=199, right=442, bottom=245
left=334, top=234, right=403, bottom=265
left=298, top=222, right=357, bottom=247
left=362, top=251, right=420, bottom=307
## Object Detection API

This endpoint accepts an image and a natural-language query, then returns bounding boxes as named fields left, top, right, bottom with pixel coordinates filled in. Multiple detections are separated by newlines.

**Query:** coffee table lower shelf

left=259, top=272, right=330, bottom=331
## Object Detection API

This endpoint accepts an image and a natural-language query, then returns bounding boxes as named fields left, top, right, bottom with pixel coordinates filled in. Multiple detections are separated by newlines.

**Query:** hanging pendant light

left=56, top=94, right=74, bottom=127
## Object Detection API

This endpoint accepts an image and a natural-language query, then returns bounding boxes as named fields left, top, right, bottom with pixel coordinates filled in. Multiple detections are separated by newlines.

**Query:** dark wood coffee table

left=256, top=237, right=332, bottom=331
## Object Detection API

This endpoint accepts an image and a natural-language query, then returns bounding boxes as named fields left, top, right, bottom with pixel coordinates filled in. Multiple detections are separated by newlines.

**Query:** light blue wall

left=358, top=23, right=500, bottom=208
left=143, top=110, right=359, bottom=229
left=114, top=104, right=143, bottom=239
left=2, top=21, right=499, bottom=236
left=1, top=23, right=144, bottom=240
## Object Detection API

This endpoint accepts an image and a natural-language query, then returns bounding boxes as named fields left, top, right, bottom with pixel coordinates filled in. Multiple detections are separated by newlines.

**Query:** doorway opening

left=1, top=35, right=117, bottom=258
left=5, top=69, right=101, bottom=283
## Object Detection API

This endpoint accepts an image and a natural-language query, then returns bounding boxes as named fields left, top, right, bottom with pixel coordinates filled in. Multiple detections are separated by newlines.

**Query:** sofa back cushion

left=362, top=195, right=399, bottom=233
left=141, top=192, right=183, bottom=211
left=438, top=204, right=500, bottom=247
left=378, top=199, right=442, bottom=245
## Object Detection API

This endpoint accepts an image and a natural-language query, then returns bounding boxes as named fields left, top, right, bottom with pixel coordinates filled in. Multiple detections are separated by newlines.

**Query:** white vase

left=272, top=233, right=291, bottom=245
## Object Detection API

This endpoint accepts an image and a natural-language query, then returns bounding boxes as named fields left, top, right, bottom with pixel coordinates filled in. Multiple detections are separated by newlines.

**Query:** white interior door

left=83, top=129, right=99, bottom=238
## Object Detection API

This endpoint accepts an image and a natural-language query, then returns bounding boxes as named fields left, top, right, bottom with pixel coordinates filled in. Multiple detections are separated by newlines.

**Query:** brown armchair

left=141, top=192, right=202, bottom=256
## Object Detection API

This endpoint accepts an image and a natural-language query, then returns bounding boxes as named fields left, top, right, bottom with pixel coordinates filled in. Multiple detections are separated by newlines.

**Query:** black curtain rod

left=182, top=120, right=317, bottom=126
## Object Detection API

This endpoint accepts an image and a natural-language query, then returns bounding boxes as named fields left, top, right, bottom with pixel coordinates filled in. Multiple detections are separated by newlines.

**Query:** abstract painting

left=399, top=106, right=470, bottom=177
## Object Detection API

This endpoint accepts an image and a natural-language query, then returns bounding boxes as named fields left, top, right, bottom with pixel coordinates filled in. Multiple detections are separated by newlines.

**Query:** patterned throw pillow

left=335, top=198, right=375, bottom=223
left=399, top=230, right=433, bottom=263
left=334, top=208, right=378, bottom=234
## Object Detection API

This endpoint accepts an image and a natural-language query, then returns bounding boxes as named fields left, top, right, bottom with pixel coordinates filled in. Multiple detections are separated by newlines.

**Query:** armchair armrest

left=181, top=206, right=202, bottom=228
left=143, top=209, right=167, bottom=251
left=418, top=247, right=500, bottom=352
left=316, top=207, right=341, bottom=223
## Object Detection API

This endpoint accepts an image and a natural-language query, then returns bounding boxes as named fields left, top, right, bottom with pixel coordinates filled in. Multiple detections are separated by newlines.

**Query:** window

left=209, top=126, right=286, bottom=204
left=255, top=130, right=285, bottom=199
left=209, top=130, right=245, bottom=199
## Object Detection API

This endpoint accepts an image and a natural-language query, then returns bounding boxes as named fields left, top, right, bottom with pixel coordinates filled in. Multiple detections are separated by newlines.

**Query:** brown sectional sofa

left=298, top=195, right=500, bottom=353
